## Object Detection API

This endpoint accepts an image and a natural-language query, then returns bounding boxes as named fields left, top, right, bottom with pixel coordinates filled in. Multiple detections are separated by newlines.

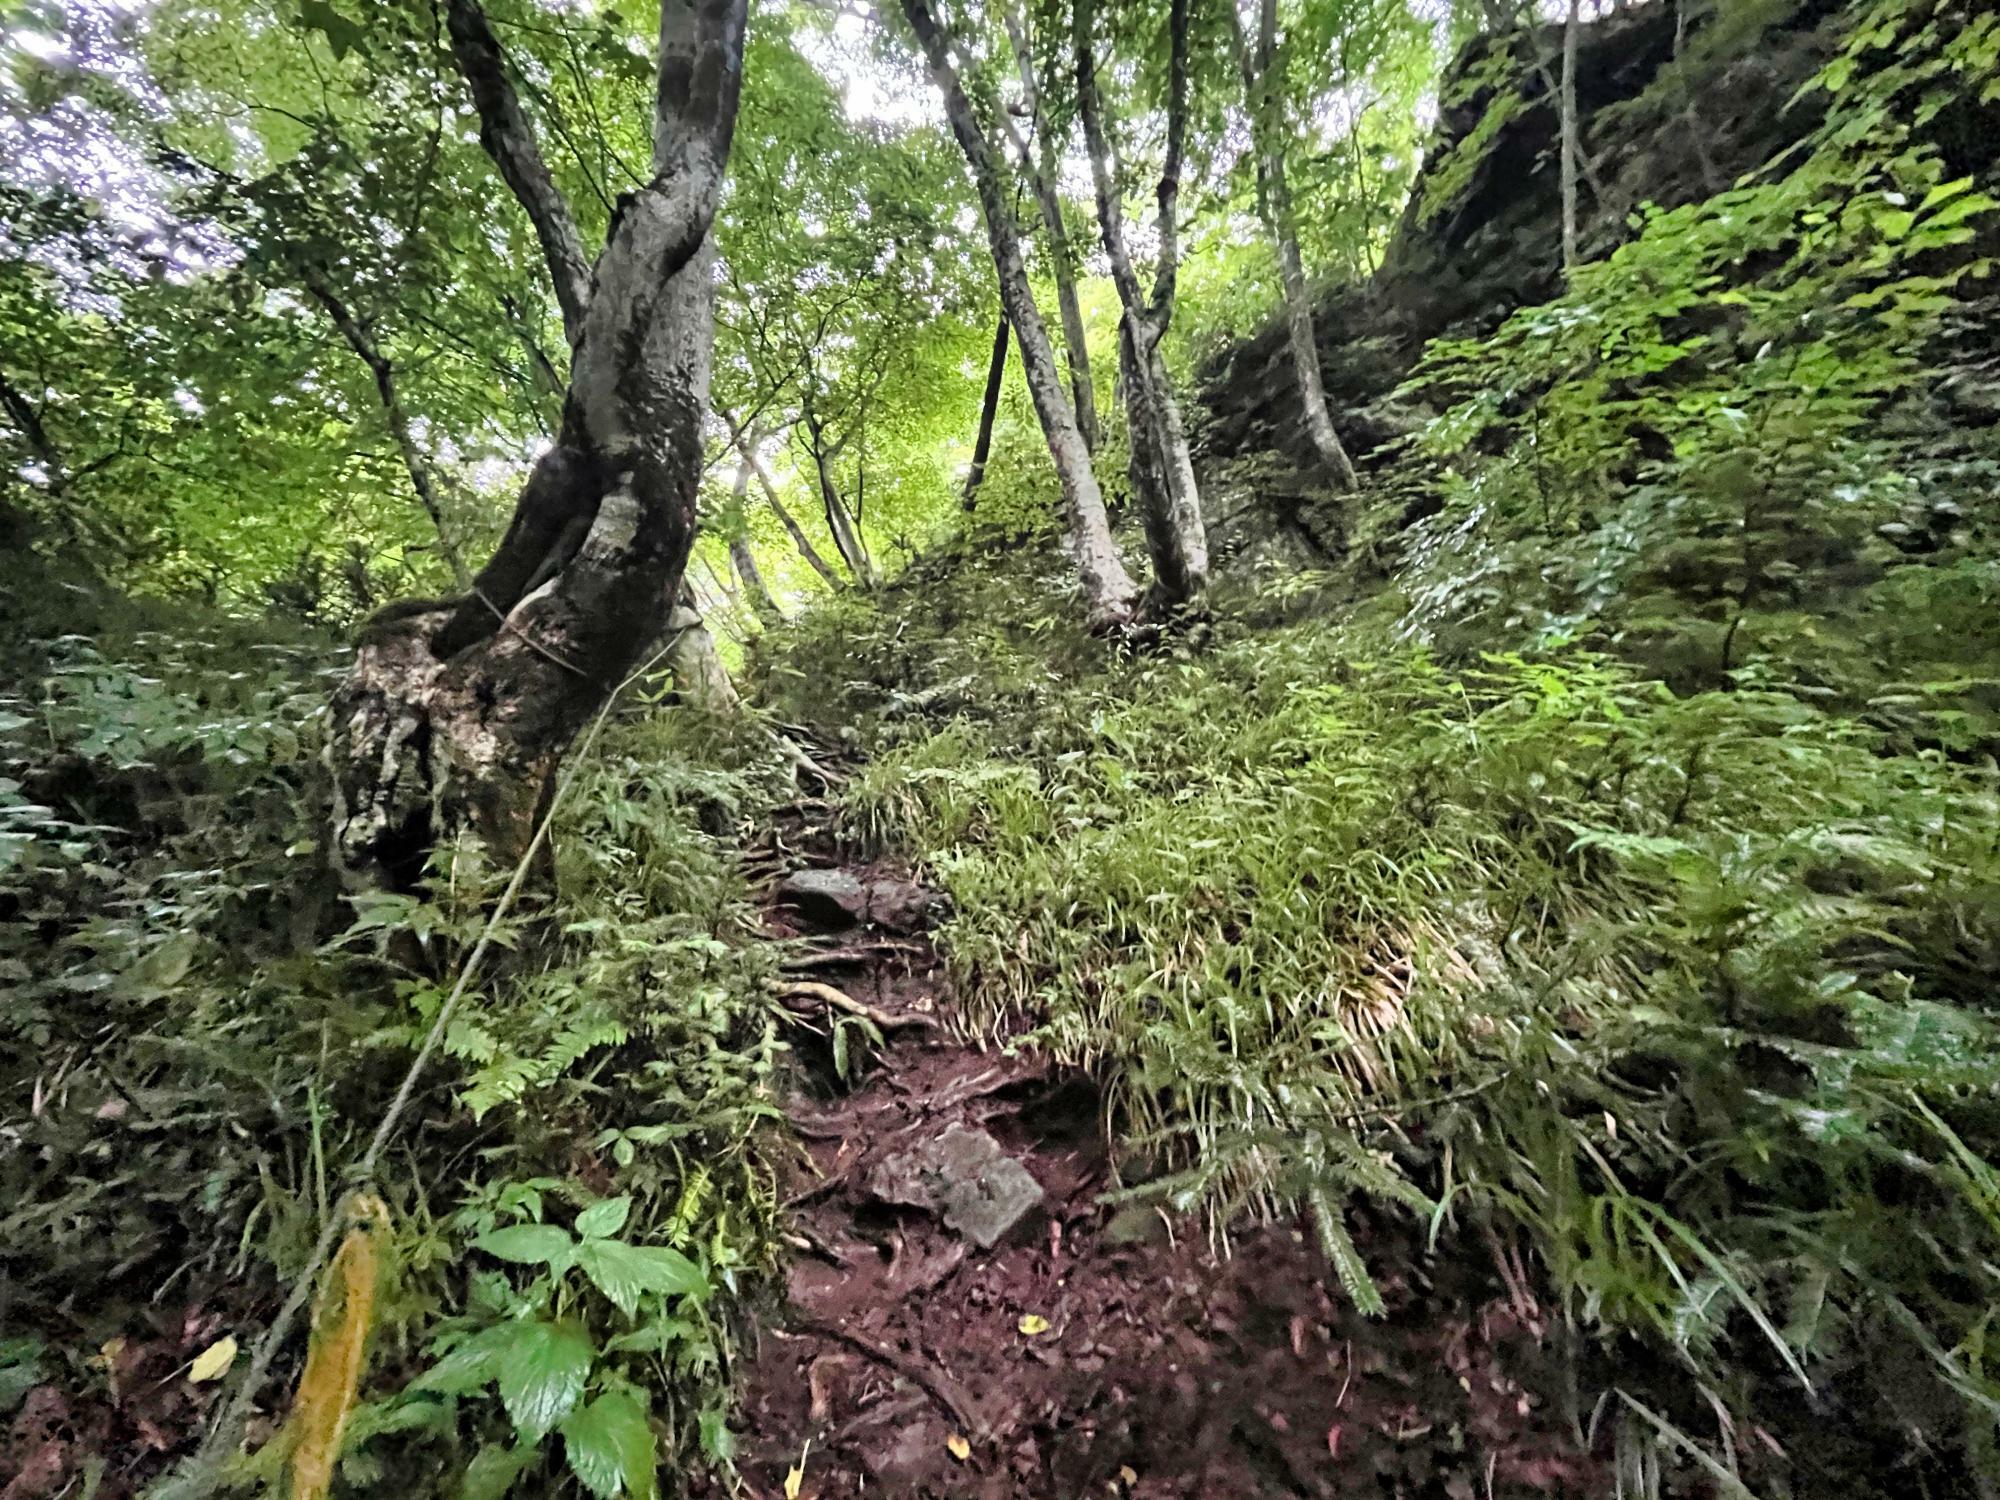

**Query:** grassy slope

left=756, top=3, right=2000, bottom=1492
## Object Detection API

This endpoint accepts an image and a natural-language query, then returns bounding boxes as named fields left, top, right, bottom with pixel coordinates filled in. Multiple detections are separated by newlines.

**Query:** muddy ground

left=732, top=816, right=1599, bottom=1499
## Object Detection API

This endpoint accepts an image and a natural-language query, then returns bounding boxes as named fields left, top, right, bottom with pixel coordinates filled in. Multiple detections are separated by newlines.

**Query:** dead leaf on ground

left=187, top=1335, right=237, bottom=1383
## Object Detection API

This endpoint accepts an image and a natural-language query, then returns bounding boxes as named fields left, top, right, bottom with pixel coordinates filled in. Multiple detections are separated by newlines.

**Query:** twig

left=796, top=1315, right=982, bottom=1437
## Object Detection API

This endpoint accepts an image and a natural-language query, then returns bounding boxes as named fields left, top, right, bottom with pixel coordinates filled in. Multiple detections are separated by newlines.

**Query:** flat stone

left=867, top=1125, right=1046, bottom=1249
left=779, top=868, right=868, bottom=928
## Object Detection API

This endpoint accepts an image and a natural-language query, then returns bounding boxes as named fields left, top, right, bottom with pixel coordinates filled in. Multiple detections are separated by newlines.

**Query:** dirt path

left=732, top=817, right=1600, bottom=1498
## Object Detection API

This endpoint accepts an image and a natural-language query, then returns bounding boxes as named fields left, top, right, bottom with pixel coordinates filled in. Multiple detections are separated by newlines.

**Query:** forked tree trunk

left=806, top=426, right=880, bottom=587
left=1075, top=0, right=1208, bottom=609
left=1229, top=0, right=1358, bottom=491
left=900, top=0, right=1139, bottom=629
left=328, top=0, right=747, bottom=889
left=963, top=313, right=1009, bottom=510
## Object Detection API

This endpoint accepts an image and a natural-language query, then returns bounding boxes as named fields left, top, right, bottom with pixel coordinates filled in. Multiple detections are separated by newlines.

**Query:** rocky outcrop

left=1195, top=0, right=1844, bottom=477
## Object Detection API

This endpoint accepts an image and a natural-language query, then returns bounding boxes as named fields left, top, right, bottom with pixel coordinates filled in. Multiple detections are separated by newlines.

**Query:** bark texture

left=329, top=0, right=747, bottom=888
left=1230, top=0, right=1359, bottom=491
left=1075, top=0, right=1207, bottom=608
left=900, top=0, right=1138, bottom=628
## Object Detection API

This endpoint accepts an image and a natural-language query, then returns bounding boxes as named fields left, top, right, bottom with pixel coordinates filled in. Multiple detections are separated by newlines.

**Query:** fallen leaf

left=1017, top=1314, right=1049, bottom=1337
left=188, top=1335, right=238, bottom=1383
left=946, top=1433, right=970, bottom=1461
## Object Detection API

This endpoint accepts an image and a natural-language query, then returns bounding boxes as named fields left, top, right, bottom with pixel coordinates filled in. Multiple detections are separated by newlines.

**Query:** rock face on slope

left=1194, top=0, right=1847, bottom=486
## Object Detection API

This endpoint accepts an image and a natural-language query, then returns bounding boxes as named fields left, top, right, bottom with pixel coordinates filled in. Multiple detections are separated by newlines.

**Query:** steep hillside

left=751, top=3, right=2000, bottom=1494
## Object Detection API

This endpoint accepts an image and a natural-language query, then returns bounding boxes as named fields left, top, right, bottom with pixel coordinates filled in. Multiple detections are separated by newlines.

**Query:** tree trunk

left=666, top=577, right=742, bottom=711
left=731, top=532, right=784, bottom=623
left=328, top=0, right=747, bottom=889
left=999, top=0, right=1097, bottom=452
left=900, top=0, right=1138, bottom=629
left=724, top=456, right=786, bottom=624
left=723, top=411, right=843, bottom=588
left=1075, top=0, right=1207, bottom=608
left=1560, top=0, right=1583, bottom=275
left=962, top=313, right=1009, bottom=510
left=445, top=0, right=596, bottom=348
left=1229, top=0, right=1359, bottom=491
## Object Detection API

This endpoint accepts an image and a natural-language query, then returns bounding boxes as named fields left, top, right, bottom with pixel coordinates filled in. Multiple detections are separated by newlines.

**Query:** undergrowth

left=756, top=5, right=2000, bottom=1491
left=0, top=595, right=788, bottom=1498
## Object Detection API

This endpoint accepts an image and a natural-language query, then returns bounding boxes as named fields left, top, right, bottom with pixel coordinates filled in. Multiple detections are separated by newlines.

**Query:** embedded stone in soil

left=868, top=1124, right=1047, bottom=1249
left=777, top=867, right=947, bottom=934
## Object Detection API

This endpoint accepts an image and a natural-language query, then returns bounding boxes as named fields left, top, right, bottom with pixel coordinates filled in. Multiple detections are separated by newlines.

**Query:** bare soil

left=733, top=826, right=1601, bottom=1499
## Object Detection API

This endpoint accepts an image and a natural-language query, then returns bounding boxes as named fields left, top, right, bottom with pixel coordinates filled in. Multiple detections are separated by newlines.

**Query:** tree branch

left=300, top=263, right=473, bottom=587
left=445, top=0, right=596, bottom=347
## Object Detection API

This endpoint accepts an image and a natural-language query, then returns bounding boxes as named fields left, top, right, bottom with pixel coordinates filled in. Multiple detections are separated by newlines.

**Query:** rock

left=865, top=875, right=947, bottom=935
left=778, top=867, right=947, bottom=934
left=779, top=868, right=868, bottom=928
left=868, top=1125, right=1046, bottom=1249
left=1101, top=1204, right=1169, bottom=1248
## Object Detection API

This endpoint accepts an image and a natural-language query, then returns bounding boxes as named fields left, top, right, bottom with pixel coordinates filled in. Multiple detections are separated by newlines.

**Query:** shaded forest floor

left=725, top=799, right=1598, bottom=1500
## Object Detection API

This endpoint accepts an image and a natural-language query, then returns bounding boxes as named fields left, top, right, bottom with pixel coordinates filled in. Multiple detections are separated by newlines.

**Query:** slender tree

left=722, top=458, right=787, bottom=624
left=898, top=0, right=1140, bottom=628
left=298, top=262, right=472, bottom=588
left=962, top=313, right=1010, bottom=510
left=327, top=0, right=749, bottom=886
left=998, top=0, right=1098, bottom=451
left=1227, top=0, right=1359, bottom=490
left=1560, top=0, right=1583, bottom=275
left=722, top=410, right=846, bottom=588
left=1074, top=0, right=1208, bottom=605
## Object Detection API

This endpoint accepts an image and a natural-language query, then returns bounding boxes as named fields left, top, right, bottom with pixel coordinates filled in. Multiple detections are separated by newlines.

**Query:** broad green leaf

left=459, top=1442, right=536, bottom=1500
left=560, top=1390, right=657, bottom=1500
left=412, top=1323, right=516, bottom=1396
left=473, top=1224, right=575, bottom=1271
left=575, top=1240, right=707, bottom=1317
left=495, top=1320, right=594, bottom=1439
left=575, top=1196, right=632, bottom=1240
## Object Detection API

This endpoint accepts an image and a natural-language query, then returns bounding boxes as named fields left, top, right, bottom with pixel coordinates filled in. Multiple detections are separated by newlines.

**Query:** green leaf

left=496, top=1320, right=594, bottom=1440
left=474, top=1224, right=576, bottom=1270
left=575, top=1196, right=632, bottom=1240
left=575, top=1239, right=707, bottom=1317
left=459, top=1443, right=536, bottom=1500
left=560, top=1390, right=657, bottom=1500
left=412, top=1323, right=515, bottom=1397
left=297, top=0, right=365, bottom=59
